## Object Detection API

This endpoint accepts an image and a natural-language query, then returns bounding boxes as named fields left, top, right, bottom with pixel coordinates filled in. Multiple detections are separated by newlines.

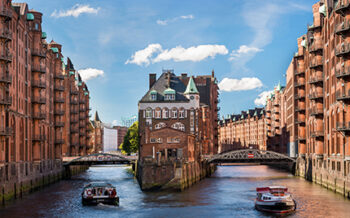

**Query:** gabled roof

left=140, top=72, right=189, bottom=103
left=94, top=111, right=101, bottom=122
left=184, top=76, right=199, bottom=94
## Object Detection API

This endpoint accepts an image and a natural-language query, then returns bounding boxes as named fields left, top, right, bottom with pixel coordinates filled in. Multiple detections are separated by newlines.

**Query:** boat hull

left=255, top=200, right=296, bottom=214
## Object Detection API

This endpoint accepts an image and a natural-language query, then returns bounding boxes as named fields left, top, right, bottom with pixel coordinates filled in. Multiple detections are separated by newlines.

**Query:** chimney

left=212, top=70, right=215, bottom=77
left=149, top=73, right=156, bottom=89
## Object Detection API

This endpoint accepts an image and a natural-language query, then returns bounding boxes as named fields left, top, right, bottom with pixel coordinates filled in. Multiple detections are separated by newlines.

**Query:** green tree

left=119, top=121, right=139, bottom=154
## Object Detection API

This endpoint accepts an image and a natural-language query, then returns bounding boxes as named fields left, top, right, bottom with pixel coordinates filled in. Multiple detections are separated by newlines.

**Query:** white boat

left=255, top=186, right=296, bottom=214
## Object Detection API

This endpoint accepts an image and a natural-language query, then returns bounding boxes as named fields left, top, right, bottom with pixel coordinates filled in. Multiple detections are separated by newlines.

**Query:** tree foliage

left=119, top=121, right=139, bottom=154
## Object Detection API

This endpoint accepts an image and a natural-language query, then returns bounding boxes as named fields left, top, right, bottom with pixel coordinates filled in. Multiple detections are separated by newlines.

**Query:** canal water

left=1, top=165, right=350, bottom=218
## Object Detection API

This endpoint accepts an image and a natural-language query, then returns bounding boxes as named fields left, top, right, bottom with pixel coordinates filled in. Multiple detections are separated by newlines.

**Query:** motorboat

left=81, top=182, right=119, bottom=206
left=255, top=186, right=296, bottom=214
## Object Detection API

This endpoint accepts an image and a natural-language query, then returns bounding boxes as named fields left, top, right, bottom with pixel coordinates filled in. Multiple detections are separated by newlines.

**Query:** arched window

left=155, top=122, right=166, bottom=129
left=145, top=108, right=152, bottom=118
left=171, top=122, right=185, bottom=131
left=155, top=108, right=161, bottom=119
left=162, top=108, right=169, bottom=119
left=179, top=108, right=185, bottom=118
left=171, top=108, right=177, bottom=118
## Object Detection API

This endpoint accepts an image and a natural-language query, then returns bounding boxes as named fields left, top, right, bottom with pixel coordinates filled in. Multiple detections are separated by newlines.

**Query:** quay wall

left=296, top=155, right=350, bottom=198
left=0, top=162, right=88, bottom=205
left=137, top=159, right=216, bottom=191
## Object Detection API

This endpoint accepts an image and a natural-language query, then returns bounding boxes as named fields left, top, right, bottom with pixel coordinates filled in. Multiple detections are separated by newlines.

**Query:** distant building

left=103, top=126, right=118, bottom=152
left=89, top=111, right=104, bottom=153
left=121, top=115, right=137, bottom=128
left=218, top=108, right=266, bottom=153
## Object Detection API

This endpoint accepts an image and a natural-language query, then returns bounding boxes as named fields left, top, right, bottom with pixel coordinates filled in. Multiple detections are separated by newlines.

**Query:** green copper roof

left=319, top=4, right=326, bottom=17
left=254, top=111, right=258, bottom=116
left=184, top=77, right=199, bottom=94
left=78, top=82, right=82, bottom=86
left=276, top=82, right=282, bottom=91
left=260, top=110, right=264, bottom=115
left=164, top=88, right=175, bottom=95
left=27, top=13, right=34, bottom=21
left=232, top=117, right=236, bottom=121
left=69, top=71, right=75, bottom=76
left=150, top=90, right=157, bottom=94
left=51, top=47, right=59, bottom=53
left=301, top=39, right=307, bottom=48
left=84, top=92, right=88, bottom=96
left=42, top=32, right=47, bottom=39
left=241, top=114, right=244, bottom=119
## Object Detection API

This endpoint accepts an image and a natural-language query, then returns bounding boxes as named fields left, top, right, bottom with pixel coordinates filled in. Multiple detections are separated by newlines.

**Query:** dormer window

left=163, top=88, right=175, bottom=101
left=150, top=90, right=157, bottom=101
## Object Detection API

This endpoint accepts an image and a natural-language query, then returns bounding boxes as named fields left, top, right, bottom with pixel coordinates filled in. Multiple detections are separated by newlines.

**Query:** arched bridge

left=63, top=153, right=135, bottom=166
left=207, top=149, right=295, bottom=164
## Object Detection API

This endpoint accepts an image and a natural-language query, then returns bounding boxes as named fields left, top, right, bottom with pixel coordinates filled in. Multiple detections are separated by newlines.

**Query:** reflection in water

left=1, top=165, right=350, bottom=218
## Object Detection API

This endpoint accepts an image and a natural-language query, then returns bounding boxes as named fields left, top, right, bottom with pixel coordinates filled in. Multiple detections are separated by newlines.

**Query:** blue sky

left=18, top=0, right=318, bottom=125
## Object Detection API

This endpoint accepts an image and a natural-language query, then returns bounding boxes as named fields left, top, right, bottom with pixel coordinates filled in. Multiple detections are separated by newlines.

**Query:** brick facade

left=0, top=1, right=91, bottom=200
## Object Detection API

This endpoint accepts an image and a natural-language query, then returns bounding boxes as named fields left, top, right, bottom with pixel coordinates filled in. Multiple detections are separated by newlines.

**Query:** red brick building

left=89, top=111, right=104, bottom=153
left=0, top=1, right=91, bottom=203
left=218, top=108, right=266, bottom=153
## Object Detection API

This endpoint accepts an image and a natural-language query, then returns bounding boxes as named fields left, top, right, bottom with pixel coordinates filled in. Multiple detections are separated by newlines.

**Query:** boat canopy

left=256, top=186, right=288, bottom=193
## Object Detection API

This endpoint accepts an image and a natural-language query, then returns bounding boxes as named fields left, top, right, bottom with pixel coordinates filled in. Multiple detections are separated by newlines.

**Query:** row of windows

left=150, top=137, right=180, bottom=143
left=145, top=108, right=187, bottom=119
left=155, top=122, right=185, bottom=131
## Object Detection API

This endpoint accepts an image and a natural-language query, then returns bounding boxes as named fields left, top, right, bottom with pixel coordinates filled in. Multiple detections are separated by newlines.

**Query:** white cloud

left=112, top=120, right=118, bottom=126
left=229, top=45, right=263, bottom=61
left=254, top=90, right=274, bottom=106
left=154, top=45, right=228, bottom=63
left=125, top=44, right=162, bottom=66
left=78, top=68, right=104, bottom=81
left=126, top=44, right=228, bottom=66
left=51, top=4, right=100, bottom=18
left=218, top=77, right=263, bottom=92
left=157, top=14, right=194, bottom=26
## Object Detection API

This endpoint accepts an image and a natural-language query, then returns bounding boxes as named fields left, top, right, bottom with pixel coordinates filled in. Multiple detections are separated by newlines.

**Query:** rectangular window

left=151, top=94, right=156, bottom=101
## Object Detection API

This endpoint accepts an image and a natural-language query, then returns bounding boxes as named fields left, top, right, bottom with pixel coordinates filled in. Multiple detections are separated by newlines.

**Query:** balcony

left=0, top=73, right=11, bottom=84
left=309, top=59, right=323, bottom=69
left=335, top=0, right=350, bottom=14
left=55, top=139, right=64, bottom=144
left=54, top=74, right=65, bottom=80
left=309, top=108, right=323, bottom=116
left=32, top=134, right=45, bottom=141
left=31, top=65, right=46, bottom=74
left=336, top=90, right=350, bottom=101
left=32, top=80, right=46, bottom=89
left=295, top=67, right=305, bottom=75
left=32, top=96, right=46, bottom=104
left=0, top=51, right=12, bottom=62
left=297, top=136, right=306, bottom=142
left=71, top=118, right=78, bottom=123
left=54, top=122, right=64, bottom=127
left=308, top=75, right=323, bottom=84
left=295, top=81, right=305, bottom=87
left=335, top=20, right=350, bottom=35
left=308, top=92, right=323, bottom=100
left=71, top=109, right=79, bottom=114
left=71, top=128, right=79, bottom=133
left=54, top=84, right=64, bottom=91
left=0, top=7, right=13, bottom=19
left=309, top=42, right=323, bottom=53
left=33, top=112, right=46, bottom=120
left=335, top=66, right=350, bottom=79
left=311, top=131, right=324, bottom=138
left=0, top=96, right=11, bottom=105
left=295, top=105, right=306, bottom=112
left=0, top=29, right=12, bottom=41
left=295, top=118, right=305, bottom=125
left=335, top=43, right=350, bottom=57
left=336, top=122, right=350, bottom=135
left=31, top=49, right=46, bottom=58
left=54, top=97, right=64, bottom=103
left=70, top=90, right=79, bottom=95
left=0, top=127, right=12, bottom=136
left=54, top=110, right=64, bottom=116
left=307, top=22, right=322, bottom=31
left=295, top=94, right=305, bottom=100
